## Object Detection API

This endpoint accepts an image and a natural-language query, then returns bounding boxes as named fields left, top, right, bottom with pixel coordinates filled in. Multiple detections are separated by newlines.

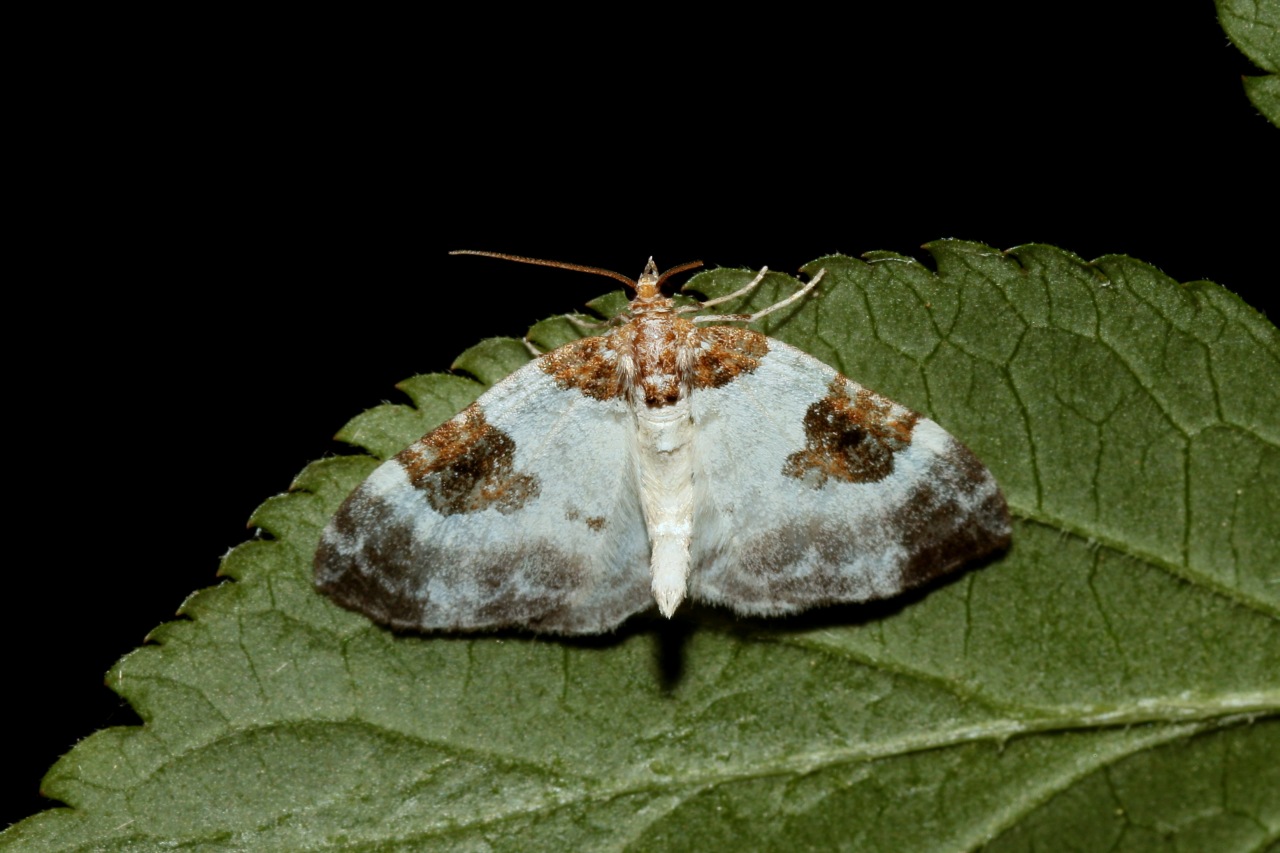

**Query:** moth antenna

left=450, top=250, right=638, bottom=289
left=655, top=260, right=704, bottom=289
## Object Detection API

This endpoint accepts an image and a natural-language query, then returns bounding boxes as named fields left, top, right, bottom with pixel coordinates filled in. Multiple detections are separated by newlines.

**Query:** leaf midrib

left=151, top=713, right=1257, bottom=848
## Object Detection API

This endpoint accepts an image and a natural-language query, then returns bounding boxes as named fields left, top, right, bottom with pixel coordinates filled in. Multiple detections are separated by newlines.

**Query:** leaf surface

left=1218, top=0, right=1280, bottom=126
left=5, top=243, right=1277, bottom=852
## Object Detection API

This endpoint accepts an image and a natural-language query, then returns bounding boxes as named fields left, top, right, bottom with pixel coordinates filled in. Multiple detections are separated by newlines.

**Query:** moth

left=315, top=252, right=1011, bottom=634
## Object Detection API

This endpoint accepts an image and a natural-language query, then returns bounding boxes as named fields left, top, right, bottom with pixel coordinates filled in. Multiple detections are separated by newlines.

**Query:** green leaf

left=1217, top=0, right=1280, bottom=126
left=1244, top=74, right=1280, bottom=125
left=5, top=244, right=1277, bottom=851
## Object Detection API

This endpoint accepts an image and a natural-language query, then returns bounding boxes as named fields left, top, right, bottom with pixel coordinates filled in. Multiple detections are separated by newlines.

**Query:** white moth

left=315, top=253, right=1010, bottom=634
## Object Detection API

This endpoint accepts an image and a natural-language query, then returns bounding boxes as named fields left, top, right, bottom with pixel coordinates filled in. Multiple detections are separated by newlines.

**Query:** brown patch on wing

left=691, top=326, right=769, bottom=390
left=566, top=506, right=607, bottom=532
left=539, top=335, right=625, bottom=400
left=888, top=439, right=1012, bottom=589
left=469, top=543, right=591, bottom=629
left=783, top=377, right=919, bottom=486
left=315, top=490, right=652, bottom=634
left=395, top=405, right=539, bottom=515
left=693, top=434, right=1011, bottom=614
left=315, top=494, right=428, bottom=627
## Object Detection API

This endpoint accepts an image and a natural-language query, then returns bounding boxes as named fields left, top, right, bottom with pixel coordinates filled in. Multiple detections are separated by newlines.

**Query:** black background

left=7, top=4, right=1275, bottom=829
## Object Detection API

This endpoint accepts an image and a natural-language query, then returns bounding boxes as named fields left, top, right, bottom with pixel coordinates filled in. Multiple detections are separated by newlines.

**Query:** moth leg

left=693, top=268, right=826, bottom=324
left=676, top=266, right=770, bottom=314
left=745, top=268, right=825, bottom=322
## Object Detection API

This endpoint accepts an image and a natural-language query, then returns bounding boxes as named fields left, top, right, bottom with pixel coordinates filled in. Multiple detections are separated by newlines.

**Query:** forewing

left=689, top=334, right=1010, bottom=616
left=315, top=344, right=651, bottom=634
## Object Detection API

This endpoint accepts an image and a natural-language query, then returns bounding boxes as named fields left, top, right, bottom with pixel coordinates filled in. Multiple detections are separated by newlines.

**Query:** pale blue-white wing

left=315, top=340, right=651, bottom=634
left=688, top=332, right=1010, bottom=616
